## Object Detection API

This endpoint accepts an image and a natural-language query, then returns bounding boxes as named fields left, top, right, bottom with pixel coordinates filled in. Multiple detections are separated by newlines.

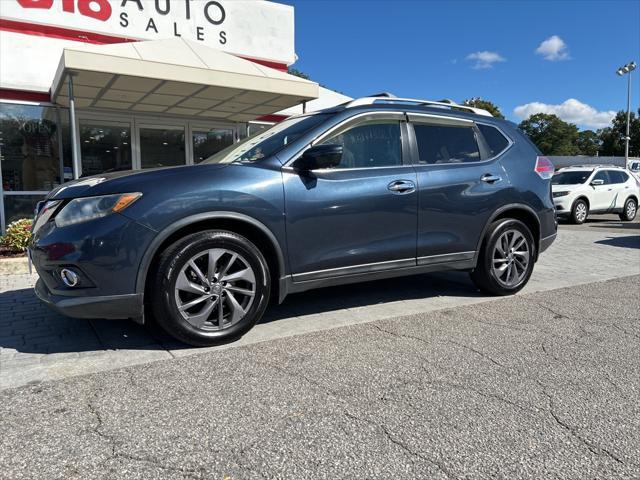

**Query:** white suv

left=552, top=166, right=639, bottom=224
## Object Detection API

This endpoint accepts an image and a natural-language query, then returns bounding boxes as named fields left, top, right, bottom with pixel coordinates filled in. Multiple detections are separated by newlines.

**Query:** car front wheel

left=470, top=219, right=536, bottom=296
left=571, top=199, right=589, bottom=224
left=151, top=230, right=270, bottom=346
left=619, top=198, right=637, bottom=221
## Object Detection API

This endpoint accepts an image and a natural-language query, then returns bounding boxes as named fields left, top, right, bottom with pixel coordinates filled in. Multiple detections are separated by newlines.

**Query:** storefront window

left=192, top=128, right=234, bottom=163
left=140, top=126, right=185, bottom=169
left=2, top=194, right=42, bottom=224
left=0, top=103, right=66, bottom=192
left=247, top=122, right=271, bottom=138
left=80, top=122, right=132, bottom=177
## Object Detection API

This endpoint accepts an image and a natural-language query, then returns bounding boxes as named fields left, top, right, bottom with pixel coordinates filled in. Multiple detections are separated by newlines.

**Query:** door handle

left=387, top=180, right=415, bottom=194
left=481, top=174, right=502, bottom=184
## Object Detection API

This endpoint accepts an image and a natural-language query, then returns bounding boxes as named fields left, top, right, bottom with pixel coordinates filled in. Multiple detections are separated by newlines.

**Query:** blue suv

left=30, top=95, right=557, bottom=346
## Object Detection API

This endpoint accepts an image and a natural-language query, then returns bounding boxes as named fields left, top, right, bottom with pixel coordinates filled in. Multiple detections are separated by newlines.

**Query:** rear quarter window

left=477, top=124, right=510, bottom=157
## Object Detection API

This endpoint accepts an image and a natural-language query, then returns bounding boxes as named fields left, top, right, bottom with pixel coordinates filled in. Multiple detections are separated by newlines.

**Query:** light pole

left=616, top=61, right=636, bottom=168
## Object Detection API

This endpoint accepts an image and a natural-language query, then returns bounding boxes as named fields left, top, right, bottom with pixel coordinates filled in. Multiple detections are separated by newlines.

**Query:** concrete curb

left=0, top=256, right=30, bottom=276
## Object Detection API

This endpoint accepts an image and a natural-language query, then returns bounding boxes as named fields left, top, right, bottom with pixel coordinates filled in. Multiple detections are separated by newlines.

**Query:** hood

left=551, top=183, right=583, bottom=192
left=47, top=164, right=230, bottom=200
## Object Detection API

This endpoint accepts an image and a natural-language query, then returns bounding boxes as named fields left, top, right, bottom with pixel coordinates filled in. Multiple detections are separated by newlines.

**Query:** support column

left=67, top=73, right=81, bottom=180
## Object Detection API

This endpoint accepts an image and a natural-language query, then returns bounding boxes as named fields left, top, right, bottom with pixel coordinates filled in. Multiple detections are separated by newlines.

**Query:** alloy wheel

left=627, top=201, right=636, bottom=219
left=575, top=202, right=588, bottom=223
left=174, top=248, right=256, bottom=330
left=491, top=229, right=530, bottom=288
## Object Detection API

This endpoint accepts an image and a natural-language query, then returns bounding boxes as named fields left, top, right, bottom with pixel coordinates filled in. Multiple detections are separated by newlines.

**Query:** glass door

left=137, top=123, right=186, bottom=169
left=79, top=120, right=132, bottom=177
left=190, top=125, right=235, bottom=163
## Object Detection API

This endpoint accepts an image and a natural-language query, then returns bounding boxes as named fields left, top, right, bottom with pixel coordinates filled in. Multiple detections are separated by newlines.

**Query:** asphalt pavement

left=1, top=275, right=639, bottom=479
left=559, top=213, right=640, bottom=233
left=2, top=224, right=639, bottom=390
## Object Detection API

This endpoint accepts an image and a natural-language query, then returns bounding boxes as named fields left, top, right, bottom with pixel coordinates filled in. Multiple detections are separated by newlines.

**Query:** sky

left=282, top=0, right=640, bottom=130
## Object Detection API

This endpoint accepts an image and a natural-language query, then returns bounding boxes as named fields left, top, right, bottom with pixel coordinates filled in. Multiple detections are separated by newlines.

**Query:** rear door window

left=413, top=123, right=481, bottom=164
left=608, top=170, right=628, bottom=184
left=477, top=124, right=510, bottom=157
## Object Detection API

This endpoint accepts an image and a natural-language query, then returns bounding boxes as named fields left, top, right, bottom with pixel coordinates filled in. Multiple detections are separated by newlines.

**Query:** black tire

left=570, top=199, right=589, bottom=224
left=150, top=230, right=270, bottom=347
left=619, top=198, right=637, bottom=222
left=470, top=219, right=536, bottom=296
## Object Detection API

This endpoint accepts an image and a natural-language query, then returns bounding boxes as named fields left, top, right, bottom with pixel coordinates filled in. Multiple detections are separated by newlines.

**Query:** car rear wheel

left=619, top=198, right=637, bottom=221
left=151, top=230, right=270, bottom=346
left=571, top=199, right=589, bottom=224
left=470, top=219, right=536, bottom=296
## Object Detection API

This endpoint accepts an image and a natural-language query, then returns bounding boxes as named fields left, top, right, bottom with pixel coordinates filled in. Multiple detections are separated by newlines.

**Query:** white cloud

left=513, top=99, right=616, bottom=129
left=535, top=35, right=570, bottom=61
left=466, top=51, right=505, bottom=69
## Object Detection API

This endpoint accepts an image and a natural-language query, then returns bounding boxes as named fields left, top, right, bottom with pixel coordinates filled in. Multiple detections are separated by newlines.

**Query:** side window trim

left=284, top=111, right=412, bottom=170
left=473, top=124, right=492, bottom=161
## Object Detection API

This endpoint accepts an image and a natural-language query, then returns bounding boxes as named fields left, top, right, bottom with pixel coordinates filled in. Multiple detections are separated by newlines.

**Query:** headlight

left=55, top=193, right=142, bottom=228
left=32, top=200, right=62, bottom=234
left=553, top=191, right=570, bottom=198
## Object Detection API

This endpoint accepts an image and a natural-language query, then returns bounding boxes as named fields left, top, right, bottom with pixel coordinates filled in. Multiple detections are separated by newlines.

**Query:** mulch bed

left=0, top=245, right=26, bottom=258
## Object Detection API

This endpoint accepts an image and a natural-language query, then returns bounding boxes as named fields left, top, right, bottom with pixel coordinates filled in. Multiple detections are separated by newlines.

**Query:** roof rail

left=344, top=95, right=493, bottom=117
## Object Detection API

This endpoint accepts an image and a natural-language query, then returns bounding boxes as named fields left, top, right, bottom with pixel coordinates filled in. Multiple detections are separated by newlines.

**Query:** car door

left=283, top=113, right=418, bottom=281
left=407, top=114, right=509, bottom=263
left=589, top=170, right=614, bottom=211
left=608, top=170, right=632, bottom=210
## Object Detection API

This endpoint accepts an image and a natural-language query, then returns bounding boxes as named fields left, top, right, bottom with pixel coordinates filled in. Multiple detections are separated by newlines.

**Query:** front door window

left=139, top=126, right=186, bottom=169
left=80, top=123, right=132, bottom=177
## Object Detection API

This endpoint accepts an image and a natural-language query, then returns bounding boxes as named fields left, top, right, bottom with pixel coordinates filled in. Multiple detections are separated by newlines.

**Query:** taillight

left=535, top=156, right=554, bottom=179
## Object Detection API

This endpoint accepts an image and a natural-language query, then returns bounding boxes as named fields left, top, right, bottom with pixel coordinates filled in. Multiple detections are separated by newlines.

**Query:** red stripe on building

left=256, top=114, right=288, bottom=123
left=0, top=18, right=290, bottom=72
left=0, top=88, right=50, bottom=103
left=0, top=18, right=136, bottom=45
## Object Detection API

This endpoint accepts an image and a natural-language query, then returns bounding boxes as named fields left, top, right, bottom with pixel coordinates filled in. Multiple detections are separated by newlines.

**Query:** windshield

left=552, top=171, right=591, bottom=185
left=202, top=114, right=329, bottom=164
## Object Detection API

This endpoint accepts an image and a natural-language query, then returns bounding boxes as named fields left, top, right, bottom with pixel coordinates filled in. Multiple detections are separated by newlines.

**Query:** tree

left=287, top=68, right=311, bottom=80
left=518, top=113, right=580, bottom=155
left=575, top=130, right=600, bottom=156
left=598, top=109, right=640, bottom=157
left=462, top=97, right=505, bottom=119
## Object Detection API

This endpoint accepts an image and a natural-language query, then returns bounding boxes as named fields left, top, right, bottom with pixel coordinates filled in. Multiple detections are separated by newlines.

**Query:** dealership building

left=0, top=0, right=349, bottom=232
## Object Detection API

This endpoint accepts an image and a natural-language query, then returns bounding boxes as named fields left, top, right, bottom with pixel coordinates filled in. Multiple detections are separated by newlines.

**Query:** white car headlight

left=553, top=191, right=570, bottom=198
left=55, top=193, right=142, bottom=228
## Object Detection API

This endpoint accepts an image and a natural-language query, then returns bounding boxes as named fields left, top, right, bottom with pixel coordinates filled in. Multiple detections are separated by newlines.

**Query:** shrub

left=2, top=218, right=33, bottom=252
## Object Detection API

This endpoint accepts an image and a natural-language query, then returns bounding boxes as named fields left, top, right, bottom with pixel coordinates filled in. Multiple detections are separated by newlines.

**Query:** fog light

left=60, top=268, right=80, bottom=287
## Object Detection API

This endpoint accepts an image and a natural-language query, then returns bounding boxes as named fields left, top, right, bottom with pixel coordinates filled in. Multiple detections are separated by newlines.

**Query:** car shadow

left=588, top=222, right=640, bottom=231
left=594, top=235, right=640, bottom=249
left=261, top=271, right=479, bottom=323
left=0, top=271, right=481, bottom=355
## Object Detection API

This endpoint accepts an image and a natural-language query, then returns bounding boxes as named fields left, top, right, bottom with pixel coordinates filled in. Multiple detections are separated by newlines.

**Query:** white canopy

left=51, top=38, right=319, bottom=122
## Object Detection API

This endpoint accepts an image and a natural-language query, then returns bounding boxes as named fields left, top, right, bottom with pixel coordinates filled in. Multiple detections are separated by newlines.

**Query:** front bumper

left=553, top=196, right=573, bottom=216
left=30, top=212, right=156, bottom=319
left=35, top=278, right=143, bottom=319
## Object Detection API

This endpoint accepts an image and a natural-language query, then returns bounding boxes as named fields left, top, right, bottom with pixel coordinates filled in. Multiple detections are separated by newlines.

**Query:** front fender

left=134, top=211, right=287, bottom=298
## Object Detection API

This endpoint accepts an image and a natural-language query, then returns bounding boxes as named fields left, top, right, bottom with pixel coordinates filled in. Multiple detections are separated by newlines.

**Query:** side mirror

left=294, top=144, right=343, bottom=171
left=591, top=179, right=604, bottom=186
